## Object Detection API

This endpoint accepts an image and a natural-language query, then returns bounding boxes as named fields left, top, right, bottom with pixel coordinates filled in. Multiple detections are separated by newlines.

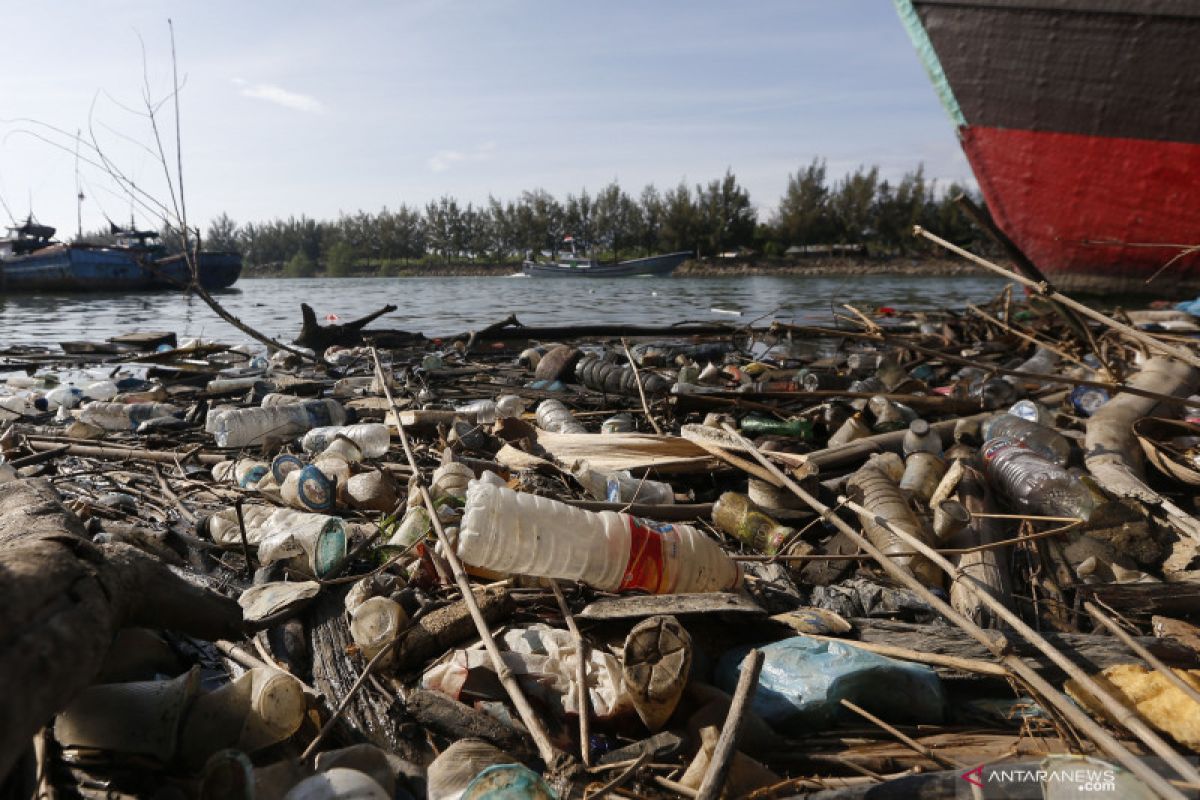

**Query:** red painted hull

left=961, top=126, right=1200, bottom=294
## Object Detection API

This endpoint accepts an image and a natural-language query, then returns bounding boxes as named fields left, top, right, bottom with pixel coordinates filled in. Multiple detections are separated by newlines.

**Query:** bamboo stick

left=370, top=348, right=563, bottom=767
left=623, top=337, right=664, bottom=435
left=914, top=225, right=1200, bottom=371
left=695, top=648, right=763, bottom=800
left=551, top=581, right=592, bottom=767
left=715, top=422, right=1191, bottom=800
left=839, top=699, right=964, bottom=770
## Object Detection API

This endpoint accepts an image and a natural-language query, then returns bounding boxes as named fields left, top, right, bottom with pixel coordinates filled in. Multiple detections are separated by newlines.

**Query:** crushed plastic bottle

left=301, top=424, right=391, bottom=459
left=981, top=438, right=1099, bottom=521
left=980, top=413, right=1071, bottom=466
left=535, top=399, right=586, bottom=433
left=211, top=399, right=347, bottom=448
left=79, top=401, right=181, bottom=431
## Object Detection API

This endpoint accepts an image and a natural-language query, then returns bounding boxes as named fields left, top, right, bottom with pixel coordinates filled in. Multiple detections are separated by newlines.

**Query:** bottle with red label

left=456, top=476, right=741, bottom=594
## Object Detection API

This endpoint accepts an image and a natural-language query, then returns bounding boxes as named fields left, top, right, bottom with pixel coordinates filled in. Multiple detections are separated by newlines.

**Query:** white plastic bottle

left=83, top=381, right=119, bottom=401
left=535, top=399, right=587, bottom=433
left=212, top=399, right=346, bottom=448
left=45, top=385, right=84, bottom=410
left=201, top=503, right=279, bottom=545
left=457, top=477, right=739, bottom=594
left=79, top=401, right=180, bottom=431
left=301, top=423, right=391, bottom=458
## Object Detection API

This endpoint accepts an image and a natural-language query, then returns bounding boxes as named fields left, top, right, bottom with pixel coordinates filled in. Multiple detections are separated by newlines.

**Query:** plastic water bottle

left=573, top=463, right=675, bottom=505
left=980, top=414, right=1071, bottom=465
left=301, top=424, right=391, bottom=458
left=1070, top=385, right=1111, bottom=417
left=455, top=399, right=498, bottom=424
left=260, top=393, right=307, bottom=408
left=79, top=401, right=181, bottom=431
left=535, top=399, right=586, bottom=433
left=44, top=385, right=84, bottom=411
left=200, top=503, right=278, bottom=545
left=83, top=381, right=119, bottom=401
left=211, top=399, right=347, bottom=448
left=457, top=477, right=740, bottom=594
left=0, top=395, right=33, bottom=420
left=981, top=438, right=1098, bottom=521
left=1008, top=399, right=1055, bottom=427
left=901, top=418, right=942, bottom=456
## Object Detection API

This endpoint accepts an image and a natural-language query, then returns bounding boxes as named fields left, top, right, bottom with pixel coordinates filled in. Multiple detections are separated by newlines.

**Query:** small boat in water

left=0, top=220, right=242, bottom=292
left=522, top=250, right=690, bottom=278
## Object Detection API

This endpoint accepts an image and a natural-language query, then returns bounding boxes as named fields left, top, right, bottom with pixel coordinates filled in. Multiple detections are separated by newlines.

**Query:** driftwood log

left=295, top=303, right=422, bottom=352
left=0, top=479, right=242, bottom=782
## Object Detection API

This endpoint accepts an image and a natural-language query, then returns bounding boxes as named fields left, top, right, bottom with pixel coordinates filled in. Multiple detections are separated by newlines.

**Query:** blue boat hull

left=522, top=251, right=690, bottom=277
left=0, top=245, right=241, bottom=291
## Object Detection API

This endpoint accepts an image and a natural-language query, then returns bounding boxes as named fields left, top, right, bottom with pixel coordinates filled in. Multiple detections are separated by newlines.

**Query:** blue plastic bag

left=716, top=636, right=945, bottom=732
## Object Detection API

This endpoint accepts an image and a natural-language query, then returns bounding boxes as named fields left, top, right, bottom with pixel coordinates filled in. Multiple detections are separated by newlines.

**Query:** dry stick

left=914, top=225, right=1200, bottom=371
left=152, top=464, right=195, bottom=524
left=622, top=337, right=664, bottom=435
left=370, top=348, right=562, bottom=766
left=839, top=699, right=965, bottom=770
left=833, top=494, right=1200, bottom=790
left=695, top=648, right=764, bottom=800
left=551, top=581, right=592, bottom=766
left=233, top=497, right=253, bottom=579
left=713, top=423, right=1190, bottom=800
left=801, top=633, right=1007, bottom=677
left=1085, top=601, right=1200, bottom=708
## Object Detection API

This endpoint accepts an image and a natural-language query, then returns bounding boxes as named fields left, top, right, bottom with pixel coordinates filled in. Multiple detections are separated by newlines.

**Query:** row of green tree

left=109, top=161, right=990, bottom=274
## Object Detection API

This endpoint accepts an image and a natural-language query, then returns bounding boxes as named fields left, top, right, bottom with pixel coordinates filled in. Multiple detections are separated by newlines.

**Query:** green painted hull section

left=893, top=0, right=967, bottom=128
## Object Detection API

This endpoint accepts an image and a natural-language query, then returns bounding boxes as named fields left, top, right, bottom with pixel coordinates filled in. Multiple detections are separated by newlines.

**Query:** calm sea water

left=0, top=274, right=1012, bottom=348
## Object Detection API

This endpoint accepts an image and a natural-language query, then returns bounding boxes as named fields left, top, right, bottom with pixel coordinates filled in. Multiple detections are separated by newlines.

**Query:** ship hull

left=898, top=0, right=1200, bottom=296
left=0, top=246, right=242, bottom=292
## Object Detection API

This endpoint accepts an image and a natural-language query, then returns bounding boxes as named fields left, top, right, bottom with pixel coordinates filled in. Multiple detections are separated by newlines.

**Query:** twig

left=839, top=699, right=964, bottom=770
left=695, top=648, right=763, bottom=800
left=551, top=581, right=592, bottom=766
left=585, top=748, right=650, bottom=799
left=622, top=338, right=663, bottom=435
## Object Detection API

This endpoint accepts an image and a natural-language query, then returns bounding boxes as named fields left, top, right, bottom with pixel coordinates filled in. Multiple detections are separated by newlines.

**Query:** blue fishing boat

left=522, top=249, right=691, bottom=278
left=0, top=220, right=241, bottom=291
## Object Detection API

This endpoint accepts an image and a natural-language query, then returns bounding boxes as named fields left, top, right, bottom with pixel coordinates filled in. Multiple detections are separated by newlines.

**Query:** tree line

left=81, top=160, right=990, bottom=275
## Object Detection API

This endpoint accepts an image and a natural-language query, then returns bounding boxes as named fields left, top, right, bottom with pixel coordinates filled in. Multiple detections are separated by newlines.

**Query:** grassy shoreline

left=241, top=255, right=992, bottom=279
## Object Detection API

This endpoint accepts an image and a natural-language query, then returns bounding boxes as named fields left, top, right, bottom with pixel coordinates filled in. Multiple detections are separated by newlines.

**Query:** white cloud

left=428, top=141, right=495, bottom=172
left=234, top=79, right=324, bottom=113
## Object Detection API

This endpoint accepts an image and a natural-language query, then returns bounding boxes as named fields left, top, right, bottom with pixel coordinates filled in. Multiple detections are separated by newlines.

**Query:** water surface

left=1, top=274, right=1012, bottom=347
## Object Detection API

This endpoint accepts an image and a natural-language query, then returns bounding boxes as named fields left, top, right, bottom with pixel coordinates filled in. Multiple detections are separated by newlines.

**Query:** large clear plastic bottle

left=457, top=477, right=740, bottom=594
left=980, top=414, right=1071, bottom=465
left=981, top=438, right=1097, bottom=520
left=301, top=423, right=391, bottom=458
left=535, top=399, right=587, bottom=433
left=79, top=401, right=180, bottom=431
left=211, top=399, right=346, bottom=448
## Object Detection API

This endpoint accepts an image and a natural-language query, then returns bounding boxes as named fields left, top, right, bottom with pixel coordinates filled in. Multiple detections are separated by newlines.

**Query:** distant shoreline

left=240, top=256, right=994, bottom=279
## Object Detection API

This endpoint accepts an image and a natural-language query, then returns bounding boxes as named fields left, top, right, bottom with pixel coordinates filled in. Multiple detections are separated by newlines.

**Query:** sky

left=0, top=0, right=972, bottom=236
